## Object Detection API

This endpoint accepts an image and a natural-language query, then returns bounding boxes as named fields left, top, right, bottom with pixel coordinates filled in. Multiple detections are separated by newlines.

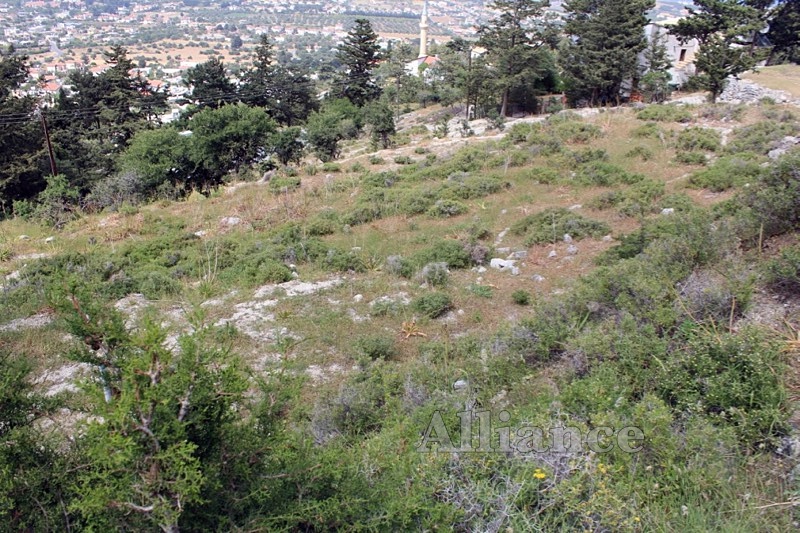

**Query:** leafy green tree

left=49, top=46, right=167, bottom=190
left=333, top=18, right=382, bottom=107
left=272, top=126, right=304, bottom=166
left=0, top=47, right=46, bottom=212
left=230, top=34, right=243, bottom=50
left=186, top=103, right=277, bottom=187
left=431, top=38, right=494, bottom=117
left=562, top=0, right=655, bottom=106
left=304, top=99, right=362, bottom=162
left=184, top=57, right=236, bottom=109
left=477, top=0, right=557, bottom=116
left=121, top=127, right=193, bottom=192
left=670, top=0, right=765, bottom=102
left=364, top=101, right=396, bottom=148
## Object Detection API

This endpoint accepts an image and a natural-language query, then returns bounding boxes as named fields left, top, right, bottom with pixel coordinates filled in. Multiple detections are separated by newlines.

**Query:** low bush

left=765, top=245, right=800, bottom=294
left=269, top=176, right=301, bottom=194
left=521, top=167, right=562, bottom=184
left=573, top=161, right=644, bottom=187
left=636, top=105, right=693, bottom=123
left=511, top=207, right=610, bottom=245
left=632, top=122, right=665, bottom=138
left=726, top=120, right=799, bottom=155
left=355, top=334, right=397, bottom=360
left=512, top=290, right=531, bottom=305
left=676, top=127, right=721, bottom=152
left=675, top=151, right=708, bottom=165
left=411, top=292, right=453, bottom=319
left=625, top=146, right=654, bottom=161
left=427, top=199, right=468, bottom=218
left=687, top=155, right=762, bottom=192
left=419, top=262, right=449, bottom=287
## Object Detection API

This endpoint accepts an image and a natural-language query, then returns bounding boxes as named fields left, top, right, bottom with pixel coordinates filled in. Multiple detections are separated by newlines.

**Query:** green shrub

left=136, top=269, right=183, bottom=299
left=269, top=176, right=302, bottom=193
left=658, top=326, right=785, bottom=447
left=569, top=148, right=609, bottom=164
left=687, top=155, right=762, bottom=192
left=625, top=146, right=654, bottom=161
left=739, top=152, right=800, bottom=239
left=411, top=291, right=453, bottom=318
left=551, top=121, right=603, bottom=143
left=522, top=167, right=562, bottom=184
left=369, top=155, right=385, bottom=165
left=413, top=147, right=429, bottom=155
left=355, top=334, right=397, bottom=360
left=412, top=240, right=473, bottom=269
left=511, top=207, right=610, bottom=245
left=427, top=199, right=468, bottom=218
left=512, top=290, right=531, bottom=305
left=394, top=155, right=414, bottom=165
left=726, top=120, right=800, bottom=155
left=321, top=162, right=342, bottom=173
left=636, top=105, right=693, bottom=122
left=632, top=122, right=664, bottom=138
left=419, top=262, right=449, bottom=287
left=675, top=151, right=708, bottom=165
left=676, top=127, right=721, bottom=152
left=305, top=209, right=340, bottom=236
left=573, top=161, right=644, bottom=186
left=765, top=245, right=800, bottom=294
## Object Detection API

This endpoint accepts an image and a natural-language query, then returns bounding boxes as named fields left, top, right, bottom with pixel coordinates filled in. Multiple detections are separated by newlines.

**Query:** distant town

left=1, top=0, right=693, bottom=116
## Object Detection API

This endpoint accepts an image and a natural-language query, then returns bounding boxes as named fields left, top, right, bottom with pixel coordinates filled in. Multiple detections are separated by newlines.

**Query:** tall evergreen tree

left=670, top=0, right=765, bottom=102
left=240, top=35, right=318, bottom=126
left=333, top=19, right=382, bottom=107
left=0, top=47, right=46, bottom=211
left=766, top=0, right=800, bottom=64
left=477, top=0, right=556, bottom=116
left=641, top=28, right=673, bottom=103
left=48, top=46, right=167, bottom=191
left=183, top=57, right=235, bottom=109
left=562, top=0, right=655, bottom=106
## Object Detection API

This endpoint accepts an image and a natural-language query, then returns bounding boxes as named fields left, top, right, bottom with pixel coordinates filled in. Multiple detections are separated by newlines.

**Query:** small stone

left=563, top=234, right=573, bottom=243
left=568, top=204, right=582, bottom=210
left=351, top=247, right=362, bottom=252
left=511, top=267, right=521, bottom=276
left=661, top=208, right=675, bottom=216
left=291, top=271, right=300, bottom=279
left=477, top=266, right=487, bottom=274
left=220, top=216, right=242, bottom=226
left=194, top=230, right=207, bottom=237
left=509, top=250, right=528, bottom=260
left=496, top=247, right=511, bottom=254
left=353, top=294, right=364, bottom=303
left=501, top=209, right=508, bottom=215
left=567, top=244, right=578, bottom=255
left=44, top=236, right=55, bottom=243
left=490, top=258, right=516, bottom=271
left=548, top=250, right=557, bottom=259
left=602, top=235, right=613, bottom=242
left=18, top=235, right=29, bottom=241
left=476, top=277, right=483, bottom=283
left=288, top=264, right=297, bottom=271
left=532, top=274, right=545, bottom=283
left=453, top=379, right=469, bottom=391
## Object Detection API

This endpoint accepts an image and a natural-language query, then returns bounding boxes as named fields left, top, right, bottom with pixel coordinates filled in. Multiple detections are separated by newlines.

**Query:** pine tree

left=0, top=47, right=46, bottom=211
left=641, top=28, right=673, bottom=103
left=183, top=57, right=235, bottom=109
left=562, top=0, right=655, bottom=106
left=240, top=35, right=318, bottom=126
left=670, top=0, right=765, bottom=103
left=766, top=0, right=800, bottom=65
left=333, top=19, right=382, bottom=107
left=477, top=0, right=555, bottom=116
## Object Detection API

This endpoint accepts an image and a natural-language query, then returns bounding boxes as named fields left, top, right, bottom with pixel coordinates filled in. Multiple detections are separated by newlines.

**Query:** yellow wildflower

left=533, top=468, right=547, bottom=480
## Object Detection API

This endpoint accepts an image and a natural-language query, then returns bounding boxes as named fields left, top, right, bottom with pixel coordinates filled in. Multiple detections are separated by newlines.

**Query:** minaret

left=419, top=0, right=429, bottom=58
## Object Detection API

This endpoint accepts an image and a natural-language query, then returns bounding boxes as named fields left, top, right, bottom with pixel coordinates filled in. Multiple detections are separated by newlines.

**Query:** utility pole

left=39, top=109, right=58, bottom=176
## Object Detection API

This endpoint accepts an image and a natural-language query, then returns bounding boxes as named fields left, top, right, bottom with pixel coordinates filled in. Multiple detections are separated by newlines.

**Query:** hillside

left=2, top=96, right=800, bottom=530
